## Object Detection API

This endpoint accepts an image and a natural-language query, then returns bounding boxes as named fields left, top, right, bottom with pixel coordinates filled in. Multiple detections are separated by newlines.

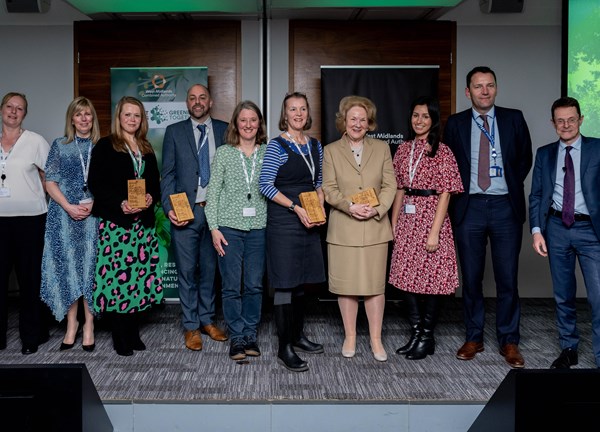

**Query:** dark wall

left=74, top=20, right=241, bottom=134
left=288, top=20, right=456, bottom=141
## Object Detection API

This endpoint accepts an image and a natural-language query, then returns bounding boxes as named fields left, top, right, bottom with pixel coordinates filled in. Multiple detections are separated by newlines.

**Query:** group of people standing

left=2, top=64, right=599, bottom=372
left=0, top=93, right=164, bottom=356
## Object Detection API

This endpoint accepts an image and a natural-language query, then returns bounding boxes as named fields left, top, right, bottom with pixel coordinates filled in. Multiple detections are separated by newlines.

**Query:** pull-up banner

left=321, top=66, right=439, bottom=155
left=111, top=67, right=208, bottom=301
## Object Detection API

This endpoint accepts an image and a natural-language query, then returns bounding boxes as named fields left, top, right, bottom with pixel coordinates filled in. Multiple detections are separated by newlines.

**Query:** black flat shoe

left=550, top=348, right=578, bottom=369
left=22, top=345, right=38, bottom=355
left=82, top=343, right=95, bottom=352
left=131, top=340, right=146, bottom=351
left=116, top=347, right=134, bottom=356
left=60, top=342, right=75, bottom=351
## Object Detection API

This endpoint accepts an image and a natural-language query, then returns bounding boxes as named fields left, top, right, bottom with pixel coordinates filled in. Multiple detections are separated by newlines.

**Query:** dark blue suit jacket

left=529, top=135, right=600, bottom=237
left=443, top=106, right=533, bottom=225
left=160, top=117, right=228, bottom=213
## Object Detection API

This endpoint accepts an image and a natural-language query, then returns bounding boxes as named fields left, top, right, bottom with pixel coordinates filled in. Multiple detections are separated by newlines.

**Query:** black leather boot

left=127, top=313, right=146, bottom=351
left=292, top=296, right=324, bottom=354
left=274, top=304, right=308, bottom=372
left=406, top=295, right=439, bottom=360
left=111, top=313, right=133, bottom=356
left=396, top=292, right=422, bottom=355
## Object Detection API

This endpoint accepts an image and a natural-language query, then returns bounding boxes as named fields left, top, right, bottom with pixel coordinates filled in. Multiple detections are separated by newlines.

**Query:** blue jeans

left=218, top=227, right=266, bottom=342
left=171, top=204, right=217, bottom=330
left=546, top=215, right=600, bottom=366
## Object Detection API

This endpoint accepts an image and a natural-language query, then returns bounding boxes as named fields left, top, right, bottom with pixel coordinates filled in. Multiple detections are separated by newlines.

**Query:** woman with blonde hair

left=88, top=96, right=163, bottom=356
left=322, top=95, right=396, bottom=361
left=41, top=96, right=101, bottom=352
left=0, top=92, right=50, bottom=354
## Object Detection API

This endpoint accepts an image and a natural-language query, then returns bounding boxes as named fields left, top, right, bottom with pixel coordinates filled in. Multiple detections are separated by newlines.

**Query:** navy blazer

left=443, top=106, right=533, bottom=225
left=529, top=135, right=600, bottom=237
left=161, top=117, right=228, bottom=213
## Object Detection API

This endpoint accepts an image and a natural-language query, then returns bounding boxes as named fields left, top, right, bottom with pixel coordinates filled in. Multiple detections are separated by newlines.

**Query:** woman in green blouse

left=205, top=100, right=268, bottom=361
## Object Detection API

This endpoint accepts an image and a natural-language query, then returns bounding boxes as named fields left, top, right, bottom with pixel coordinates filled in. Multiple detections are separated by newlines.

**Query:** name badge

left=0, top=187, right=10, bottom=198
left=490, top=166, right=503, bottom=178
left=404, top=204, right=416, bottom=214
left=243, top=207, right=256, bottom=217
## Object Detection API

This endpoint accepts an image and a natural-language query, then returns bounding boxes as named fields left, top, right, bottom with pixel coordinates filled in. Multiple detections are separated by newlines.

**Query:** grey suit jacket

left=161, top=117, right=228, bottom=213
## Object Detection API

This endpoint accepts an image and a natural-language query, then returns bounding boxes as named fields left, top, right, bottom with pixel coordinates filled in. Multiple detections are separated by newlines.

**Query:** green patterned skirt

left=93, top=217, right=163, bottom=314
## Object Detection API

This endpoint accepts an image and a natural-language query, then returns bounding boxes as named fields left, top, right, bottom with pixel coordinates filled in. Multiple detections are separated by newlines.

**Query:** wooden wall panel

left=289, top=20, right=456, bottom=141
left=74, top=21, right=241, bottom=134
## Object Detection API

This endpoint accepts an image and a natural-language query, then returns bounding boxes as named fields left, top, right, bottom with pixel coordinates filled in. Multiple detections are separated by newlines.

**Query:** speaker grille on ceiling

left=480, top=0, right=524, bottom=14
left=5, top=0, right=51, bottom=13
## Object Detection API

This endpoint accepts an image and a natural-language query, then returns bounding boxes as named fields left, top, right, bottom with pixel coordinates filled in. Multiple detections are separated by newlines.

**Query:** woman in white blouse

left=0, top=92, right=50, bottom=355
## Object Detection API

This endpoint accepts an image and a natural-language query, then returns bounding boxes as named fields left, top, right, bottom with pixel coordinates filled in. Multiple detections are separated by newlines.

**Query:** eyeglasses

left=553, top=117, right=579, bottom=127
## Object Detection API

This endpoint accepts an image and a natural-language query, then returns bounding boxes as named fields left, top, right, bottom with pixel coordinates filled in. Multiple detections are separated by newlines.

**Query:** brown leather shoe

left=184, top=329, right=202, bottom=351
left=456, top=341, right=484, bottom=360
left=500, top=343, right=525, bottom=368
left=201, top=324, right=228, bottom=341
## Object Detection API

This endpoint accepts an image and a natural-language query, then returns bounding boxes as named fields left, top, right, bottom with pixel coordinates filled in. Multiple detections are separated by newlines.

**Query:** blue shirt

left=531, top=135, right=589, bottom=235
left=469, top=106, right=509, bottom=195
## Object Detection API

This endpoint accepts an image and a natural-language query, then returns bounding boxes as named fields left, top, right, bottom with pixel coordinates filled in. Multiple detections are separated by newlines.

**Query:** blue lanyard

left=473, top=113, right=497, bottom=159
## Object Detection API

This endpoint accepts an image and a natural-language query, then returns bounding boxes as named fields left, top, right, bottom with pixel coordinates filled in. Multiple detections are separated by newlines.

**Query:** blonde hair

left=1, top=92, right=28, bottom=116
left=64, top=96, right=101, bottom=144
left=335, top=95, right=377, bottom=135
left=110, top=96, right=154, bottom=154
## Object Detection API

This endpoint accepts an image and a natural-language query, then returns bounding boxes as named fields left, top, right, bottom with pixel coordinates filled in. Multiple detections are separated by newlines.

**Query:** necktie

left=478, top=115, right=491, bottom=191
left=562, top=146, right=575, bottom=227
left=197, top=124, right=210, bottom=188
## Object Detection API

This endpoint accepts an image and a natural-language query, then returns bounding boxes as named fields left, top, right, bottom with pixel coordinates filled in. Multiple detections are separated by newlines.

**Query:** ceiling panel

left=65, top=0, right=464, bottom=20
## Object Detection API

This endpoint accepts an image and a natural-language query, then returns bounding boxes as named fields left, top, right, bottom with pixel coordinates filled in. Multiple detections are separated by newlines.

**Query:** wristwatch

left=288, top=203, right=296, bottom=212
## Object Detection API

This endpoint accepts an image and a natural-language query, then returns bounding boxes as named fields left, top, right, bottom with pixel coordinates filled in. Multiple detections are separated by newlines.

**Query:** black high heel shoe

left=59, top=342, right=75, bottom=351
left=82, top=343, right=95, bottom=352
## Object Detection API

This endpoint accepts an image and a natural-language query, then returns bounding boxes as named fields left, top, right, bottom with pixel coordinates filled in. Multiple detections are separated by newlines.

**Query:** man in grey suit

left=161, top=84, right=229, bottom=350
left=530, top=96, right=600, bottom=369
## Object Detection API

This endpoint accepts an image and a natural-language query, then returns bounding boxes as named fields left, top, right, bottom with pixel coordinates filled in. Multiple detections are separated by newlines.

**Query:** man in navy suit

left=530, top=96, right=600, bottom=369
left=443, top=66, right=532, bottom=368
left=161, top=84, right=229, bottom=350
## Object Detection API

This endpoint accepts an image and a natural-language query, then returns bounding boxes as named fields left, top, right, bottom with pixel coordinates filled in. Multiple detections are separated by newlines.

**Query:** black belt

left=404, top=188, right=438, bottom=197
left=549, top=207, right=591, bottom=221
left=195, top=201, right=207, bottom=207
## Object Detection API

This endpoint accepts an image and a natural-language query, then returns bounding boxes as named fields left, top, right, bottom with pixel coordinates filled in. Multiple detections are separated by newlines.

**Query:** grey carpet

left=0, top=297, right=595, bottom=402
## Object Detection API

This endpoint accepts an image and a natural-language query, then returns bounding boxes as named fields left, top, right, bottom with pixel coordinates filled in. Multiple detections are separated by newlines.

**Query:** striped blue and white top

left=259, top=135, right=324, bottom=200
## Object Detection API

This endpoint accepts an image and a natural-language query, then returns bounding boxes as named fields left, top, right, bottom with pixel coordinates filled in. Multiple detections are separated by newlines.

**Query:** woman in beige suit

left=322, top=95, right=396, bottom=361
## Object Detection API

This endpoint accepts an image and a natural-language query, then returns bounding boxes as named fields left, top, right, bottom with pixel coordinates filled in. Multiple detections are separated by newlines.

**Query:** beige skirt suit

left=322, top=136, right=396, bottom=296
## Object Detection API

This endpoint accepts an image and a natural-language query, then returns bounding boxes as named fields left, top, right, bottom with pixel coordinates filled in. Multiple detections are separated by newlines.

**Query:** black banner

left=321, top=66, right=439, bottom=155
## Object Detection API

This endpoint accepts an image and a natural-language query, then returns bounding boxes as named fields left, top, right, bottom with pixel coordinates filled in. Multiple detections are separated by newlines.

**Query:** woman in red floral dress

left=388, top=96, right=463, bottom=360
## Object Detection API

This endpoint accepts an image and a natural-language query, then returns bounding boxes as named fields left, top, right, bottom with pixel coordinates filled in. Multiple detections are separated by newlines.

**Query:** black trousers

left=0, top=214, right=46, bottom=347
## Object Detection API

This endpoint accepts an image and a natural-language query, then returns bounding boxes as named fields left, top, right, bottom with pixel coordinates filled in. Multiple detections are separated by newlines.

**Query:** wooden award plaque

left=169, top=192, right=194, bottom=222
left=350, top=187, right=380, bottom=207
left=127, top=179, right=147, bottom=209
left=299, top=191, right=326, bottom=224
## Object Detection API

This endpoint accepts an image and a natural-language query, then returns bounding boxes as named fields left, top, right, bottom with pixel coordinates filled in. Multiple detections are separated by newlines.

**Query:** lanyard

left=286, top=132, right=316, bottom=186
left=473, top=113, right=498, bottom=160
left=0, top=144, right=15, bottom=187
left=239, top=146, right=258, bottom=200
left=74, top=136, right=93, bottom=192
left=126, top=144, right=144, bottom=179
left=408, top=139, right=426, bottom=188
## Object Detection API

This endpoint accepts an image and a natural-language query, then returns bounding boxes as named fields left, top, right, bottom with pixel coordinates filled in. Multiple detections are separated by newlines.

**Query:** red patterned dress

left=388, top=139, right=463, bottom=295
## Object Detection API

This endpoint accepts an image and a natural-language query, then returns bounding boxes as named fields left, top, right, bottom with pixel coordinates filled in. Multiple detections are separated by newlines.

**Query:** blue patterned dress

left=40, top=137, right=99, bottom=321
